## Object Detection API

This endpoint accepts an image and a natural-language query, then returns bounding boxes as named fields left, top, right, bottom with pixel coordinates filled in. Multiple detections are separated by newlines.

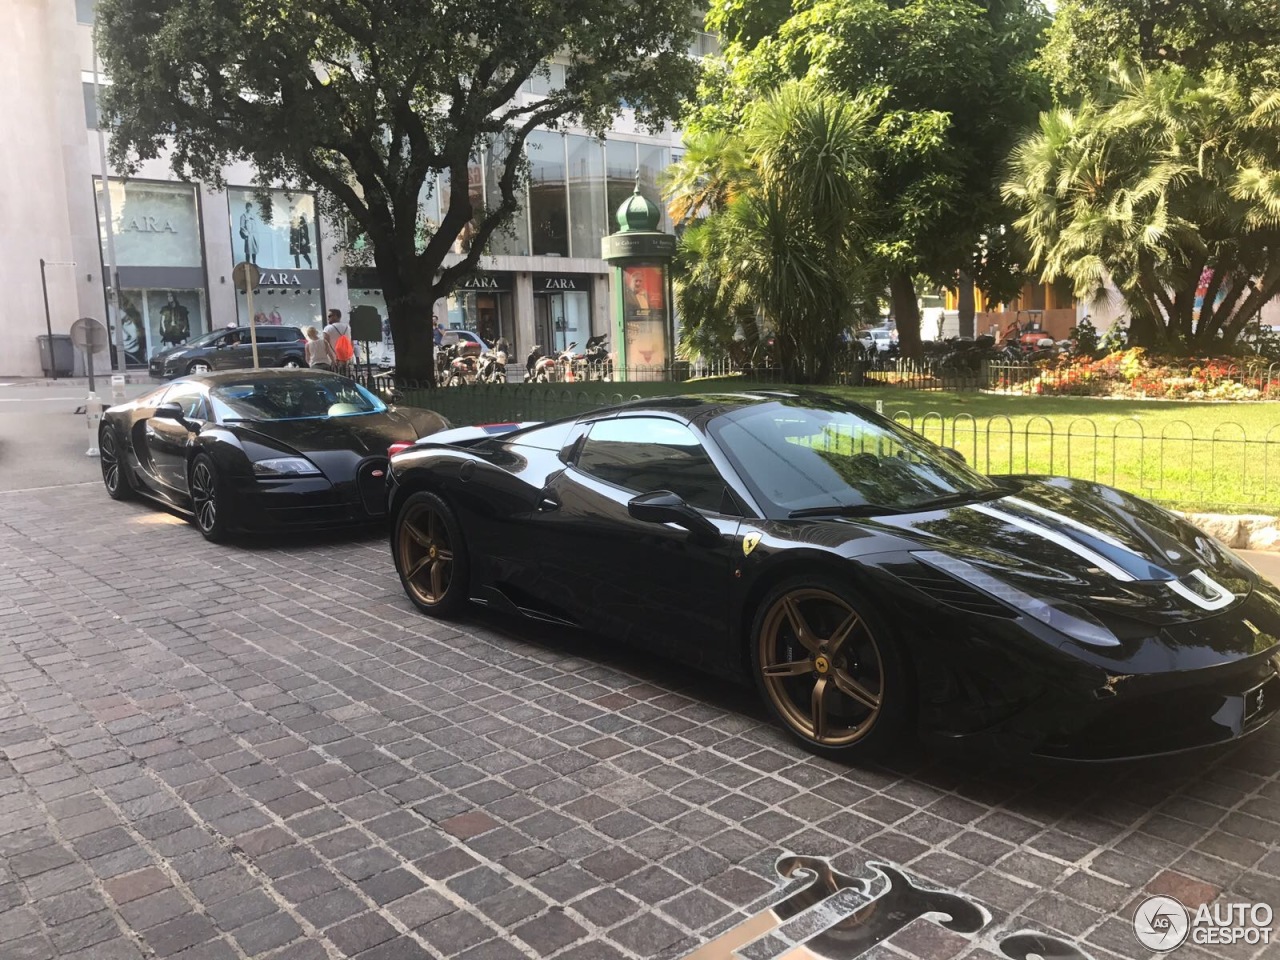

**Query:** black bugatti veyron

left=99, top=370, right=446, bottom=542
left=384, top=390, right=1280, bottom=762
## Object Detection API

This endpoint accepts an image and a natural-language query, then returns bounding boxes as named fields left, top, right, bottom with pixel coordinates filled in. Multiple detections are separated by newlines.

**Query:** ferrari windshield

left=707, top=398, right=997, bottom=515
left=210, top=376, right=387, bottom=421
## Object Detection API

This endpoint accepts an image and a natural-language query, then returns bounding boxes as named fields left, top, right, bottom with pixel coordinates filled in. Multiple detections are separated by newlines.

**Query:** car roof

left=582, top=390, right=850, bottom=422
left=167, top=369, right=352, bottom=387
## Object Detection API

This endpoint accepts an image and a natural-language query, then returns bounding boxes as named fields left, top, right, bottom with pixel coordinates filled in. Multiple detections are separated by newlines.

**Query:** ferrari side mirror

left=628, top=490, right=720, bottom=545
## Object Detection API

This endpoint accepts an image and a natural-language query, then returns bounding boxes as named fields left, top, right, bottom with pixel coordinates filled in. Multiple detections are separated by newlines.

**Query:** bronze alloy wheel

left=757, top=587, right=884, bottom=747
left=397, top=501, right=455, bottom=607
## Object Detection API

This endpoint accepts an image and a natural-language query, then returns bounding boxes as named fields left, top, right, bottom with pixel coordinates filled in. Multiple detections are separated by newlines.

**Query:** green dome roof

left=615, top=186, right=662, bottom=233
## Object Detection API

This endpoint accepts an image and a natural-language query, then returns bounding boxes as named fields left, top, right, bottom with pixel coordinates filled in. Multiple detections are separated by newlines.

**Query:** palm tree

left=663, top=80, right=876, bottom=381
left=1005, top=62, right=1280, bottom=352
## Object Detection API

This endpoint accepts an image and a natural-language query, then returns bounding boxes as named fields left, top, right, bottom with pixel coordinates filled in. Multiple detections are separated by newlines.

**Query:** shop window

left=76, top=0, right=95, bottom=24
left=528, top=131, right=568, bottom=257
left=97, top=180, right=204, bottom=268
left=576, top=417, right=728, bottom=512
left=567, top=135, right=607, bottom=258
left=525, top=63, right=566, bottom=95
left=226, top=187, right=317, bottom=271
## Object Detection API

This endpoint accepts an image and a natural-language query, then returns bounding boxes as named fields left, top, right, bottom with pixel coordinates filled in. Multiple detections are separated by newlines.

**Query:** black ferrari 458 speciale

left=386, top=391, right=1280, bottom=762
left=99, top=370, right=446, bottom=541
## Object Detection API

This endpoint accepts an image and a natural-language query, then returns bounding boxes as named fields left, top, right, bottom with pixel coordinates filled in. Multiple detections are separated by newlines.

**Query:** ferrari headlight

left=253, top=457, right=321, bottom=478
left=912, top=550, right=1121, bottom=648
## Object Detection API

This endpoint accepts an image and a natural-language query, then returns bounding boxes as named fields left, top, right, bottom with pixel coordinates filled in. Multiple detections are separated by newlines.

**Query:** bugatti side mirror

left=628, top=490, right=721, bottom=545
left=152, top=401, right=195, bottom=430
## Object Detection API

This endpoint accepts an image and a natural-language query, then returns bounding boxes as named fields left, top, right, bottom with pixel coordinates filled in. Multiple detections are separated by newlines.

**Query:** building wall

left=0, top=0, right=684, bottom=377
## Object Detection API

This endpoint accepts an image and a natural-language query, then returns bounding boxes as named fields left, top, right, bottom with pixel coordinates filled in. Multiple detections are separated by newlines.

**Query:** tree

left=96, top=0, right=697, bottom=380
left=1041, top=0, right=1280, bottom=102
left=1004, top=63, right=1280, bottom=352
left=692, top=0, right=1050, bottom=356
left=664, top=81, right=876, bottom=381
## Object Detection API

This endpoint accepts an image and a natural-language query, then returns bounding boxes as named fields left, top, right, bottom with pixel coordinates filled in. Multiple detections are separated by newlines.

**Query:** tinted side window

left=576, top=418, right=729, bottom=512
left=161, top=384, right=207, bottom=420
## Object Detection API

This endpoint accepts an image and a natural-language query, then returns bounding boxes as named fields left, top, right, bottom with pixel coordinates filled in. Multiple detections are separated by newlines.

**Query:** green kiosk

left=601, top=186, right=677, bottom=381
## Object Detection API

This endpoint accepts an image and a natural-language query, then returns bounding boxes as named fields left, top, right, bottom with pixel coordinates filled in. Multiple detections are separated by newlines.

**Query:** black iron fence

left=362, top=353, right=1280, bottom=395
left=368, top=378, right=1280, bottom=512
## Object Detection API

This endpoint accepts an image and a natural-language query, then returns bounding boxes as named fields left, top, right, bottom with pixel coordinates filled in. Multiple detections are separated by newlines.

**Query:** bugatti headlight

left=912, top=550, right=1121, bottom=648
left=253, top=457, right=322, bottom=478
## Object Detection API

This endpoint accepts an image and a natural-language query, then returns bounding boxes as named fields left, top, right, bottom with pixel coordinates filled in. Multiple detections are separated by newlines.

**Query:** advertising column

left=601, top=187, right=677, bottom=382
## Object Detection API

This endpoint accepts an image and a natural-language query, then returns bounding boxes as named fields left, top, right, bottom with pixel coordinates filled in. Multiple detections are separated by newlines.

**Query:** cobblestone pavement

left=2, top=483, right=1279, bottom=960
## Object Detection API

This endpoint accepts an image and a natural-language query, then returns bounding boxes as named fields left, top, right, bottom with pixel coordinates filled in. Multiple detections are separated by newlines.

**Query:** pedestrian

left=304, top=326, right=333, bottom=370
left=323, top=309, right=355, bottom=377
left=433, top=318, right=444, bottom=348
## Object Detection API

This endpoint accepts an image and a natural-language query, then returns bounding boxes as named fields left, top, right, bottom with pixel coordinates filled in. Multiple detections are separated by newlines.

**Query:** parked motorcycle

left=526, top=344, right=560, bottom=383
left=577, top=335, right=613, bottom=381
left=442, top=340, right=481, bottom=386
left=477, top=340, right=508, bottom=384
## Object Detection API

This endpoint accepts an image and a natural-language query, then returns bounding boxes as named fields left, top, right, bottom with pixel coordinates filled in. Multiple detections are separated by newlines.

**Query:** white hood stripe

left=1002, top=496, right=1133, bottom=551
left=968, top=503, right=1137, bottom=582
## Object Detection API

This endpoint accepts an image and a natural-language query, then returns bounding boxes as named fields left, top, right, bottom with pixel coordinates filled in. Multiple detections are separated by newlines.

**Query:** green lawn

left=410, top=378, right=1280, bottom=513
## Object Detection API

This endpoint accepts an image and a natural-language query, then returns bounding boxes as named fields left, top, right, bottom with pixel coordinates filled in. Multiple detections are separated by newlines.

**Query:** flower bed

left=1000, top=349, right=1280, bottom=400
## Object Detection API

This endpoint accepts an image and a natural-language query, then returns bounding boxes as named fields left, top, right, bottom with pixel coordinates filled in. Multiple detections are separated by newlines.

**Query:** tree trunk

left=957, top=271, right=975, bottom=339
left=890, top=270, right=922, bottom=359
left=385, top=285, right=437, bottom=383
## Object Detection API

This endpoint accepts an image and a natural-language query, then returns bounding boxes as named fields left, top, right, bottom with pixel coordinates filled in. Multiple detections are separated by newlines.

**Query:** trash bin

left=37, top=334, right=74, bottom=377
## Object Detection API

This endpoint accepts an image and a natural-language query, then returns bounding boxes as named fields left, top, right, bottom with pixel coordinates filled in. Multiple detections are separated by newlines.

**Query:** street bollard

left=85, top=393, right=102, bottom=456
left=876, top=400, right=883, bottom=415
left=111, top=374, right=125, bottom=401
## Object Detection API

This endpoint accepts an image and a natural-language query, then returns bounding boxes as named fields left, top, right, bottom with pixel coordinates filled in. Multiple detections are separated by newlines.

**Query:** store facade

left=533, top=273, right=592, bottom=354
left=94, top=178, right=210, bottom=368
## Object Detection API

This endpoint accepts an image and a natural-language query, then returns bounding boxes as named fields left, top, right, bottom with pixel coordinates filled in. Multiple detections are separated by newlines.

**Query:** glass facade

left=605, top=140, right=639, bottom=233
left=528, top=131, right=568, bottom=257
left=638, top=144, right=670, bottom=231
left=567, top=135, right=607, bottom=259
left=483, top=142, right=527, bottom=256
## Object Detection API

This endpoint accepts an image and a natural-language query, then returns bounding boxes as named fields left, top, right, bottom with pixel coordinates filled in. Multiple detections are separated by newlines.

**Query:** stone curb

left=1178, top=511, right=1280, bottom=551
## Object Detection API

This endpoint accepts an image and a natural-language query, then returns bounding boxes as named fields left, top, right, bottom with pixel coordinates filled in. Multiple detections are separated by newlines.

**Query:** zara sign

left=534, top=274, right=587, bottom=293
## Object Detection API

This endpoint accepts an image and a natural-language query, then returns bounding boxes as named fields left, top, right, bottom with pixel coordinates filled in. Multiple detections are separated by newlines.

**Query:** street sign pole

left=232, top=262, right=262, bottom=368
left=40, top=259, right=54, bottom=381
left=71, top=317, right=109, bottom=456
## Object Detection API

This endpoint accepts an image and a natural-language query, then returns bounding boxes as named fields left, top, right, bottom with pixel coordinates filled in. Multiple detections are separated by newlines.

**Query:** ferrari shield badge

left=742, top=532, right=762, bottom=557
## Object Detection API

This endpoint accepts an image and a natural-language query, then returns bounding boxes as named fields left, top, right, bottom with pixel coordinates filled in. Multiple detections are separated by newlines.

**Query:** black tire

left=749, top=574, right=910, bottom=760
left=393, top=491, right=470, bottom=617
left=99, top=424, right=133, bottom=501
left=186, top=360, right=212, bottom=375
left=189, top=453, right=235, bottom=543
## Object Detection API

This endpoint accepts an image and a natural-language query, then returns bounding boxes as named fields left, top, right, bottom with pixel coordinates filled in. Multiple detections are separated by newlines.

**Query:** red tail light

left=388, top=442, right=413, bottom=458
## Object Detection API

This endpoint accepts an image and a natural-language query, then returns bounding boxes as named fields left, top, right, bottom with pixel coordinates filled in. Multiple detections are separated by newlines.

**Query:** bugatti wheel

left=99, top=426, right=133, bottom=501
left=750, top=575, right=908, bottom=758
left=190, top=453, right=234, bottom=543
left=394, top=491, right=470, bottom=617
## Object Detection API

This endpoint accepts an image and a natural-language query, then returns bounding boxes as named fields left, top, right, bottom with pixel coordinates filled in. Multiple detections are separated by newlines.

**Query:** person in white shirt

left=322, top=309, right=353, bottom=376
left=304, top=327, right=333, bottom=370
